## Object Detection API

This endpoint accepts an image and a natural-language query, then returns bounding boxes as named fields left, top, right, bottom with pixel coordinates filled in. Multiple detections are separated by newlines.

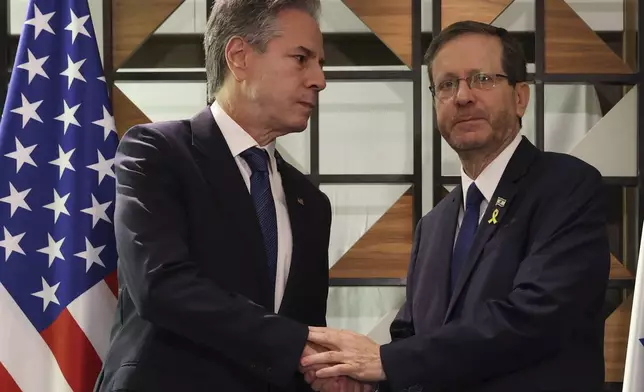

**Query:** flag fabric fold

left=623, top=223, right=644, bottom=392
left=0, top=1, right=118, bottom=391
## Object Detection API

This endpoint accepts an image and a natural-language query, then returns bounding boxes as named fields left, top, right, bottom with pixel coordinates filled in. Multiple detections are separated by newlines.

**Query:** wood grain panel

left=605, top=295, right=632, bottom=382
left=112, top=0, right=186, bottom=70
left=610, top=254, right=634, bottom=280
left=112, top=86, right=150, bottom=138
left=329, top=192, right=412, bottom=279
left=341, top=0, right=411, bottom=68
left=545, top=0, right=632, bottom=74
left=441, top=0, right=514, bottom=30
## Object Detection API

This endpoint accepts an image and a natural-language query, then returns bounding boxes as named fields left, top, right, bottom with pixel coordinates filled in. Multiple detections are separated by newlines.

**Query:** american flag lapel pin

left=297, top=197, right=304, bottom=205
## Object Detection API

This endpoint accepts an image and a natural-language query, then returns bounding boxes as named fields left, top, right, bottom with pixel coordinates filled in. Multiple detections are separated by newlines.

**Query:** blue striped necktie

left=240, top=147, right=278, bottom=295
left=451, top=183, right=484, bottom=291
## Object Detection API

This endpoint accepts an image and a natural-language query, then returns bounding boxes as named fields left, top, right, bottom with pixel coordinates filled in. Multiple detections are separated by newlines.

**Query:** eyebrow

left=296, top=45, right=325, bottom=66
left=438, top=69, right=484, bottom=80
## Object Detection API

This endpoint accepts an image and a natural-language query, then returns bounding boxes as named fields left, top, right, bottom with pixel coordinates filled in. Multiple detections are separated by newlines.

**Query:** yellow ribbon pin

left=488, top=208, right=499, bottom=224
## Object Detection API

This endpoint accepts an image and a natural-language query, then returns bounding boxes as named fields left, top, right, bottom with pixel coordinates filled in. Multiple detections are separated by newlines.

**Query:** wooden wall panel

left=441, top=0, right=514, bottom=30
left=605, top=295, right=632, bottom=381
left=610, top=254, right=634, bottom=280
left=112, top=0, right=186, bottom=70
left=341, top=0, right=411, bottom=68
left=545, top=0, right=632, bottom=74
left=329, top=192, right=412, bottom=279
left=112, top=87, right=150, bottom=138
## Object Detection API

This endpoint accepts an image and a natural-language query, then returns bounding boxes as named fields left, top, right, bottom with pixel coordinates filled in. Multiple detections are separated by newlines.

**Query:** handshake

left=298, top=326, right=386, bottom=392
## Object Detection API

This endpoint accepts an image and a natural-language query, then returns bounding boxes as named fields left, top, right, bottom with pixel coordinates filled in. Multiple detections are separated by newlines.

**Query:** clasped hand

left=298, top=326, right=387, bottom=392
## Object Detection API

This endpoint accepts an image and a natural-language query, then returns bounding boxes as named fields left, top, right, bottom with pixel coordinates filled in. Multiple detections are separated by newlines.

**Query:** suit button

left=266, top=367, right=272, bottom=373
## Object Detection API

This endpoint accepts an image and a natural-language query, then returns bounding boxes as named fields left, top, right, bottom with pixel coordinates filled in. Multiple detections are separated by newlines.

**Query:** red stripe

left=104, top=270, right=119, bottom=297
left=0, top=362, right=22, bottom=392
left=41, top=309, right=103, bottom=392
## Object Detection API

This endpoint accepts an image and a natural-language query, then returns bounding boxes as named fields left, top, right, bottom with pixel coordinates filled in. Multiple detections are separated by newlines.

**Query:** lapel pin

left=488, top=208, right=499, bottom=224
left=297, top=198, right=304, bottom=205
left=495, top=197, right=506, bottom=207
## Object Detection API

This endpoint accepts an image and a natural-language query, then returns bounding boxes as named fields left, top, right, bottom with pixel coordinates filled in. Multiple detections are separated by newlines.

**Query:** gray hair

left=204, top=0, right=321, bottom=104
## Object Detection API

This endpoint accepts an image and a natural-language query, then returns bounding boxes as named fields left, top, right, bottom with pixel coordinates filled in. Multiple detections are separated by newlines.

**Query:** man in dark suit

left=300, top=21, right=611, bottom=392
left=94, top=1, right=366, bottom=391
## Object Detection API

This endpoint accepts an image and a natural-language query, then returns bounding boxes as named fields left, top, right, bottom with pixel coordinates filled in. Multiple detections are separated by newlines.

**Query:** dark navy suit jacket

left=94, top=107, right=331, bottom=392
left=380, top=137, right=610, bottom=392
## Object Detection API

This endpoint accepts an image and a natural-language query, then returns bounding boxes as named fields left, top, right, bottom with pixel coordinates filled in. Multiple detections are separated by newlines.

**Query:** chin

left=448, top=130, right=491, bottom=152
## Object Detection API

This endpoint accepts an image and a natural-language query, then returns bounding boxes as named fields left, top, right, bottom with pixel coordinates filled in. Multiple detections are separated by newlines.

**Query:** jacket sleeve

left=114, top=125, right=308, bottom=388
left=380, top=166, right=610, bottom=391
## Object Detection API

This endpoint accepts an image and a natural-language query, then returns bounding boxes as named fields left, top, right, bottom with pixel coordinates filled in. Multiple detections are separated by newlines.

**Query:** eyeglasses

left=429, top=73, right=511, bottom=101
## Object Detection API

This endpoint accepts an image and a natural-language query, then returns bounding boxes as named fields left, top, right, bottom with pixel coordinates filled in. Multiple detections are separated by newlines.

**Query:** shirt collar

left=209, top=100, right=276, bottom=160
left=460, top=133, right=522, bottom=206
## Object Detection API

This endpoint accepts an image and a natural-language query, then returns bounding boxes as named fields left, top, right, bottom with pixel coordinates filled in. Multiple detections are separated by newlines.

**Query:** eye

left=475, top=73, right=492, bottom=82
left=293, top=55, right=306, bottom=63
left=437, top=80, right=455, bottom=91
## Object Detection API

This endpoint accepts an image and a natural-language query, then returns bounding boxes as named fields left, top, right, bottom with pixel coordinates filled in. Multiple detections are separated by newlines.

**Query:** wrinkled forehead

left=431, top=34, right=503, bottom=81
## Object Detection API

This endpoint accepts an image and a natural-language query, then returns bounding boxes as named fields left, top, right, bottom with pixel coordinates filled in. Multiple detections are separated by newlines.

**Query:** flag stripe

left=67, top=280, right=117, bottom=360
left=0, top=283, right=73, bottom=392
left=104, top=269, right=119, bottom=297
left=0, top=362, right=21, bottom=392
left=40, top=309, right=102, bottom=392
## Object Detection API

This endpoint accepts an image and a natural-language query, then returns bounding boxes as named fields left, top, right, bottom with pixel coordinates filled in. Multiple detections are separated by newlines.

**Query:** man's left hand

left=300, top=326, right=386, bottom=382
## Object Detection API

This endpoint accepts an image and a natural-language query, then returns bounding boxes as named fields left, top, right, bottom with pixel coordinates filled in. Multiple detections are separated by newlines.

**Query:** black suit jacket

left=94, top=107, right=332, bottom=392
left=379, top=137, right=610, bottom=392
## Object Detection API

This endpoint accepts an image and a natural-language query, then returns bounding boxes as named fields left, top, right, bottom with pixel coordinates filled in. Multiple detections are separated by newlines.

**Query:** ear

left=514, top=82, right=530, bottom=118
left=224, top=36, right=249, bottom=82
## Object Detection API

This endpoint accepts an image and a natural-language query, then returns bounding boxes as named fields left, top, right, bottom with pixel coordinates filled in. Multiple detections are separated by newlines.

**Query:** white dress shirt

left=210, top=101, right=293, bottom=312
left=457, top=133, right=523, bottom=233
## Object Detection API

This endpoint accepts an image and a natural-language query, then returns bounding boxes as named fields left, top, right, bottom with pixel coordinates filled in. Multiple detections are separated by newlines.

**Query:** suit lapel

left=426, top=189, right=461, bottom=326
left=189, top=108, right=270, bottom=281
left=444, top=138, right=539, bottom=320
left=274, top=151, right=307, bottom=310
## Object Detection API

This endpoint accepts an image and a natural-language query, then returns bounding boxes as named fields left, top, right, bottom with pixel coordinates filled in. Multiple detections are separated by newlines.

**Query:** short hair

left=204, top=0, right=321, bottom=104
left=424, top=20, right=527, bottom=86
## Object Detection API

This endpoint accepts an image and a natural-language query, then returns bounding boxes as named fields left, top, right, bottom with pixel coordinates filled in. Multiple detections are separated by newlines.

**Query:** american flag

left=0, top=0, right=119, bottom=391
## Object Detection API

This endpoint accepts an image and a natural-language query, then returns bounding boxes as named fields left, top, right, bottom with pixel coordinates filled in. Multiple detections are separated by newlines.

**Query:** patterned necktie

left=240, top=147, right=278, bottom=295
left=451, top=183, right=484, bottom=291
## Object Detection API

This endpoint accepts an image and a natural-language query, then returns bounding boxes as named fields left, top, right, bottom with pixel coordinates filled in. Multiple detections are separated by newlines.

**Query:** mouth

left=455, top=118, right=485, bottom=125
left=298, top=102, right=315, bottom=110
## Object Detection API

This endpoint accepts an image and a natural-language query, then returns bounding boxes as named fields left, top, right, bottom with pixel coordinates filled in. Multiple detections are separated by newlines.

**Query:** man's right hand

left=301, top=343, right=373, bottom=392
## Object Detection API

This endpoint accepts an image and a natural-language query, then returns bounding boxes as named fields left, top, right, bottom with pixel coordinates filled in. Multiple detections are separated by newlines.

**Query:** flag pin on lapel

left=495, top=197, right=506, bottom=207
left=297, top=197, right=304, bottom=205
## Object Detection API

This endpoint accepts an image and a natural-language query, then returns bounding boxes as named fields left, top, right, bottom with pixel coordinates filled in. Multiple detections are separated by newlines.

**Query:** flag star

left=43, top=189, right=70, bottom=224
left=17, top=49, right=49, bottom=84
left=92, top=106, right=116, bottom=140
left=49, top=145, right=76, bottom=179
left=65, top=9, right=91, bottom=43
left=97, top=76, right=106, bottom=83
left=0, top=227, right=26, bottom=262
left=74, top=238, right=106, bottom=272
left=31, top=277, right=61, bottom=312
left=54, top=100, right=81, bottom=134
left=81, top=195, right=112, bottom=228
left=0, top=183, right=32, bottom=217
left=87, top=150, right=115, bottom=185
left=37, top=234, right=65, bottom=267
left=60, top=55, right=86, bottom=89
left=10, top=93, right=43, bottom=128
left=24, top=5, right=55, bottom=39
left=5, top=137, right=37, bottom=173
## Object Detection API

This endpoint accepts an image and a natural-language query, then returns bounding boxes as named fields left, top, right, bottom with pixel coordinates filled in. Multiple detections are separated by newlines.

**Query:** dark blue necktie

left=240, top=147, right=278, bottom=296
left=451, top=183, right=484, bottom=291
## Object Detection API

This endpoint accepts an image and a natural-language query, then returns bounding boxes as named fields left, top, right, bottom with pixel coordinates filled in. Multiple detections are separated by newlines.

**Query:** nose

left=454, top=79, right=474, bottom=105
left=308, top=62, right=326, bottom=91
